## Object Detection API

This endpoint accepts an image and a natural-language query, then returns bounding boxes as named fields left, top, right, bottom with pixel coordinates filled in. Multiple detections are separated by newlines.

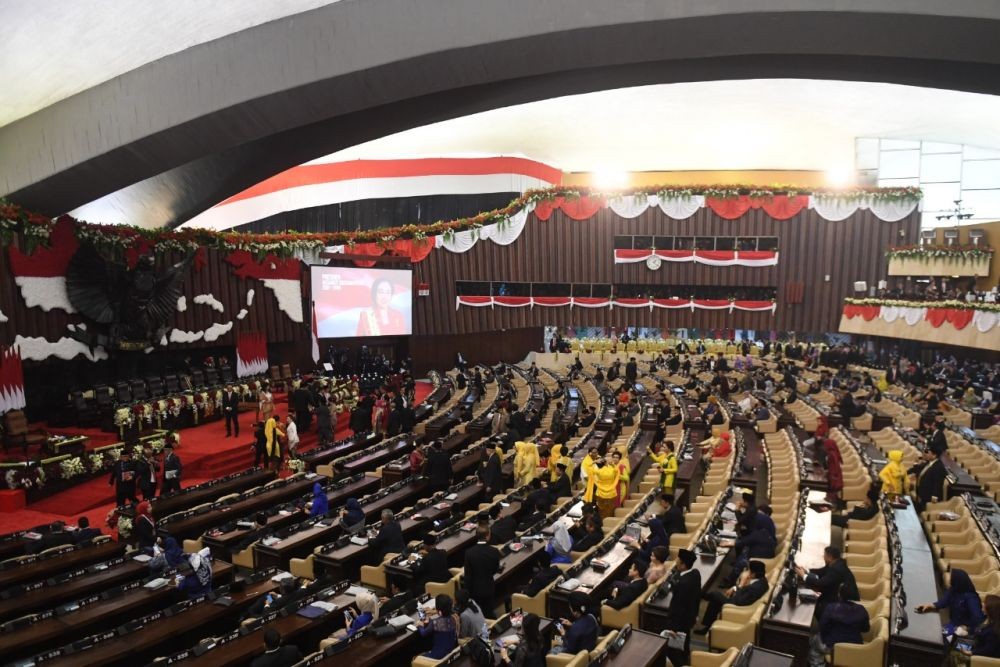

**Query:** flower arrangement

left=116, top=515, right=133, bottom=538
left=845, top=297, right=1000, bottom=313
left=114, top=408, right=133, bottom=429
left=287, top=459, right=306, bottom=473
left=142, top=403, right=154, bottom=425
left=146, top=438, right=166, bottom=454
left=885, top=245, right=993, bottom=263
left=166, top=398, right=181, bottom=418
left=2, top=467, right=45, bottom=490
left=0, top=185, right=922, bottom=259
left=89, top=452, right=107, bottom=472
left=59, top=457, right=86, bottom=479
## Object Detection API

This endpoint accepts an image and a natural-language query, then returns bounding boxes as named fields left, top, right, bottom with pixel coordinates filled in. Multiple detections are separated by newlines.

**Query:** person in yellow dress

left=514, top=441, right=540, bottom=487
left=611, top=448, right=630, bottom=506
left=648, top=440, right=679, bottom=492
left=585, top=455, right=621, bottom=520
left=879, top=450, right=909, bottom=497
left=579, top=447, right=599, bottom=495
left=264, top=413, right=285, bottom=472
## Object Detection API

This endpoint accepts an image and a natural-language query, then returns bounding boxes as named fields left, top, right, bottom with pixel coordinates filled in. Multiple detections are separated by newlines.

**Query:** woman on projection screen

left=356, top=278, right=406, bottom=336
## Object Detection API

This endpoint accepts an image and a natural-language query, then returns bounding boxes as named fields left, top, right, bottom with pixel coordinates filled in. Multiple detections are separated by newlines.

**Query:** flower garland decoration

left=885, top=245, right=994, bottom=263
left=59, top=457, right=85, bottom=479
left=844, top=297, right=1000, bottom=313
left=0, top=185, right=922, bottom=260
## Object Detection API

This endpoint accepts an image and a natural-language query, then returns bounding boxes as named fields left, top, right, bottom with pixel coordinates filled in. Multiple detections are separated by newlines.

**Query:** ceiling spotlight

left=591, top=170, right=628, bottom=189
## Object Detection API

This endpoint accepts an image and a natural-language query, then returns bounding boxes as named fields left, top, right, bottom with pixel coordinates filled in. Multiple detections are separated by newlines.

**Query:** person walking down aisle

left=161, top=441, right=182, bottom=495
left=109, top=448, right=138, bottom=506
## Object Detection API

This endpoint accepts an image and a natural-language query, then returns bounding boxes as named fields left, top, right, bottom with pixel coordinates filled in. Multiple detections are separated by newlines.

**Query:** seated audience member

left=177, top=548, right=213, bottom=599
left=808, top=584, right=870, bottom=667
left=412, top=534, right=451, bottom=594
left=795, top=546, right=859, bottom=618
left=553, top=592, right=599, bottom=655
left=134, top=501, right=157, bottom=553
left=378, top=576, right=413, bottom=617
left=420, top=594, right=460, bottom=659
left=148, top=535, right=186, bottom=575
left=246, top=577, right=305, bottom=619
left=831, top=485, right=880, bottom=528
left=966, top=595, right=1000, bottom=659
left=456, top=588, right=487, bottom=638
left=640, top=518, right=670, bottom=558
left=251, top=628, right=303, bottom=667
left=488, top=504, right=518, bottom=546
left=519, top=550, right=562, bottom=597
left=339, top=498, right=366, bottom=535
left=695, top=560, right=769, bottom=633
left=646, top=546, right=670, bottom=583
left=369, top=509, right=405, bottom=563
left=546, top=522, right=574, bottom=564
left=28, top=521, right=75, bottom=554
left=499, top=612, right=546, bottom=667
left=916, top=569, right=985, bottom=635
left=572, top=514, right=604, bottom=552
left=605, top=560, right=649, bottom=610
left=309, top=482, right=328, bottom=517
left=72, top=517, right=102, bottom=544
left=653, top=493, right=686, bottom=536
left=339, top=591, right=379, bottom=638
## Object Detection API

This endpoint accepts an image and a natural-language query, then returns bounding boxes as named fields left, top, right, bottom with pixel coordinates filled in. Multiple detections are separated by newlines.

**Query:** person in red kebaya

left=356, top=278, right=406, bottom=336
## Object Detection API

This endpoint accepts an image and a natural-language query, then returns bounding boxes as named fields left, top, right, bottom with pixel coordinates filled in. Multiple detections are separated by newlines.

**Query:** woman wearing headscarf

left=640, top=518, right=670, bottom=559
left=148, top=535, right=186, bottom=575
left=134, top=501, right=157, bottom=553
left=878, top=450, right=909, bottom=497
left=546, top=522, right=574, bottom=564
left=177, top=547, right=213, bottom=599
left=916, top=569, right=985, bottom=635
left=548, top=443, right=566, bottom=482
left=515, top=442, right=540, bottom=487
left=264, top=413, right=285, bottom=471
left=339, top=498, right=366, bottom=535
left=310, top=482, right=329, bottom=517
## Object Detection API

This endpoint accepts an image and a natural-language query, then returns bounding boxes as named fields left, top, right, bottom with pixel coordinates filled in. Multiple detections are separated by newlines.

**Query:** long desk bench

left=889, top=501, right=944, bottom=666
left=158, top=474, right=323, bottom=541
left=0, top=561, right=235, bottom=662
left=121, top=468, right=274, bottom=519
left=0, top=539, right=126, bottom=590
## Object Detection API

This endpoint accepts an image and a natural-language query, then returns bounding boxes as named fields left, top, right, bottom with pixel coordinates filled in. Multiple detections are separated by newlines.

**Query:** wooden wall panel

left=413, top=205, right=919, bottom=337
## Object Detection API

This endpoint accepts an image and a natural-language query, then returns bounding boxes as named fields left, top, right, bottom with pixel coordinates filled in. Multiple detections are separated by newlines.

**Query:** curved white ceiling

left=0, top=0, right=338, bottom=128
left=316, top=79, right=1000, bottom=174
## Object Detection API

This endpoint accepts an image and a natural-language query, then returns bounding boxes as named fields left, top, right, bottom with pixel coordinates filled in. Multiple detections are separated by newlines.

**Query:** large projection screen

left=311, top=266, right=413, bottom=338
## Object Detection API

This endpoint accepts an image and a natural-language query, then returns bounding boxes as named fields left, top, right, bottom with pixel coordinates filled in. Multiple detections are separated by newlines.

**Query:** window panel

left=920, top=153, right=962, bottom=183
left=878, top=149, right=920, bottom=179
left=962, top=160, right=1000, bottom=190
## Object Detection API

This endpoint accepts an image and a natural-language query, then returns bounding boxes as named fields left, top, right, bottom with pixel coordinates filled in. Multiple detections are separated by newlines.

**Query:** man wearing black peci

left=109, top=448, right=138, bottom=506
left=463, top=524, right=502, bottom=618
left=663, top=548, right=701, bottom=666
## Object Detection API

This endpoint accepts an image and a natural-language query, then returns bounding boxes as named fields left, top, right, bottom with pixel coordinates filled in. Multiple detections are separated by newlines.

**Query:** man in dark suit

left=369, top=509, right=405, bottom=564
left=27, top=521, right=75, bottom=554
left=695, top=560, right=769, bottom=632
left=796, top=545, right=859, bottom=618
left=411, top=535, right=450, bottom=595
left=548, top=462, right=571, bottom=502
left=664, top=548, right=702, bottom=666
left=625, top=357, right=638, bottom=384
left=487, top=505, right=517, bottom=546
left=654, top=493, right=686, bottom=536
left=109, top=449, right=138, bottom=506
left=463, top=525, right=501, bottom=617
left=136, top=446, right=159, bottom=500
left=910, top=448, right=949, bottom=511
left=928, top=419, right=949, bottom=456
left=424, top=440, right=453, bottom=494
left=378, top=576, right=414, bottom=616
left=605, top=560, right=649, bottom=610
left=161, top=442, right=182, bottom=495
left=291, top=385, right=313, bottom=432
left=250, top=628, right=302, bottom=667
left=72, top=517, right=102, bottom=545
left=222, top=385, right=240, bottom=437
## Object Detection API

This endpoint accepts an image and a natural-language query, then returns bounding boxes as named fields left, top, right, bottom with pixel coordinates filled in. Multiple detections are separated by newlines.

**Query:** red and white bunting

left=613, top=249, right=778, bottom=267
left=456, top=296, right=776, bottom=314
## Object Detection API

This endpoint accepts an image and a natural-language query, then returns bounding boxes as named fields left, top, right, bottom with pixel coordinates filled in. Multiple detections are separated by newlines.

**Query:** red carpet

left=0, top=380, right=433, bottom=537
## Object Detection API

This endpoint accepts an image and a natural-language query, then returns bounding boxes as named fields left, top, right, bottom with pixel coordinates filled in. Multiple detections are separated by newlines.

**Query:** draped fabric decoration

left=841, top=302, right=1000, bottom=331
left=0, top=346, right=26, bottom=414
left=236, top=332, right=268, bottom=378
left=225, top=250, right=304, bottom=323
left=7, top=216, right=80, bottom=313
left=613, top=249, right=778, bottom=267
left=808, top=195, right=920, bottom=222
left=457, top=296, right=776, bottom=314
